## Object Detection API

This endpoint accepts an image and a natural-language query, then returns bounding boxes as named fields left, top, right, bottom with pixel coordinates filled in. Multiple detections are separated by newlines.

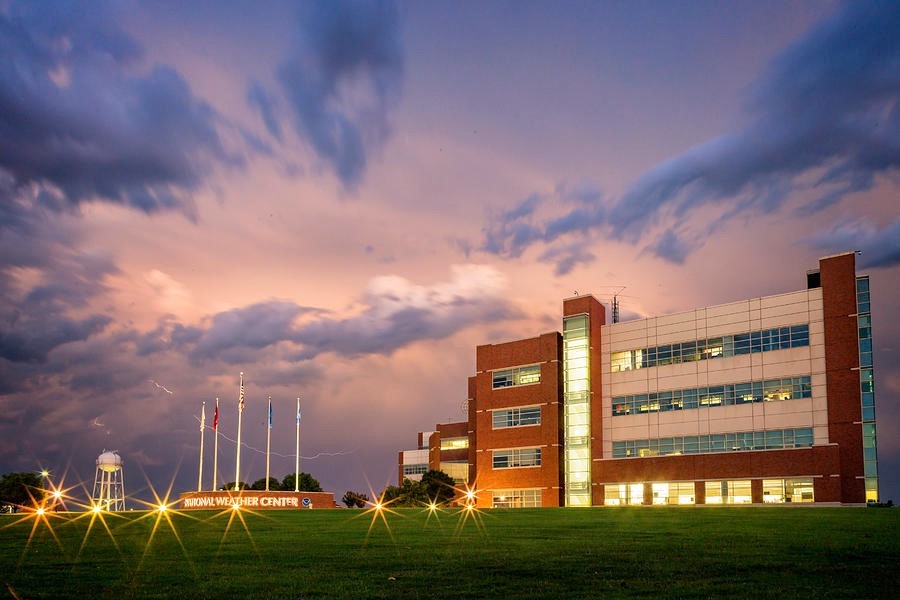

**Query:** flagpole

left=295, top=397, right=300, bottom=492
left=235, top=372, right=244, bottom=490
left=198, top=401, right=206, bottom=492
left=212, top=397, right=219, bottom=491
left=265, top=395, right=272, bottom=491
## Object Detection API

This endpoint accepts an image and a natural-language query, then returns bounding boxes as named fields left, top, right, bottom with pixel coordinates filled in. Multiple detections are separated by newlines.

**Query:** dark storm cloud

left=0, top=198, right=117, bottom=364
left=190, top=301, right=316, bottom=364
left=0, top=0, right=235, bottom=215
left=0, top=314, right=111, bottom=364
left=276, top=0, right=404, bottom=187
left=147, top=266, right=516, bottom=363
left=294, top=265, right=518, bottom=357
left=481, top=0, right=900, bottom=270
left=807, top=217, right=900, bottom=269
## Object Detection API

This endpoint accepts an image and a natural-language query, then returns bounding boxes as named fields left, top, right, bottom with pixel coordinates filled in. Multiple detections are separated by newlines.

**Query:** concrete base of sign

left=179, top=490, right=337, bottom=510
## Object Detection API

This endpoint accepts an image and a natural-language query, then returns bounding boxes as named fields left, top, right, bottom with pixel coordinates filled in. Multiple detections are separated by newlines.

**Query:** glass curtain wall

left=857, top=276, right=879, bottom=502
left=563, top=315, right=591, bottom=506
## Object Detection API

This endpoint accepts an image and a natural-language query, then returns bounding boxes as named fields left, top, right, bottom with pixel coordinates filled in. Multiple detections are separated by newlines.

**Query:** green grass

left=2, top=506, right=898, bottom=598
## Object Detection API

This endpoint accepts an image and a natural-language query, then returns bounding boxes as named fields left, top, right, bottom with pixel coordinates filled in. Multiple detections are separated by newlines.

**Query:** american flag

left=239, top=378, right=245, bottom=413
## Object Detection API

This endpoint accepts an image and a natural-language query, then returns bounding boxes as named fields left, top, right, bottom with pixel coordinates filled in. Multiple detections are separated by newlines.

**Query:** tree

left=251, top=477, right=282, bottom=491
left=220, top=481, right=248, bottom=491
left=380, top=484, right=403, bottom=503
left=281, top=472, right=323, bottom=492
left=420, top=470, right=457, bottom=505
left=342, top=491, right=368, bottom=508
left=0, top=472, right=43, bottom=509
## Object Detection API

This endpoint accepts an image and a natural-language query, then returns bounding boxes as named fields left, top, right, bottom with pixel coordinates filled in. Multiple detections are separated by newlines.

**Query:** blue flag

left=268, top=398, right=273, bottom=429
left=296, top=403, right=301, bottom=425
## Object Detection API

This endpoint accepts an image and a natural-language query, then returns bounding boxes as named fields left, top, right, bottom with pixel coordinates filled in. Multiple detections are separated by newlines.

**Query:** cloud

left=0, top=198, right=117, bottom=364
left=190, top=300, right=315, bottom=364
left=0, top=1, right=236, bottom=216
left=144, top=269, right=192, bottom=313
left=295, top=264, right=519, bottom=357
left=247, top=80, right=283, bottom=141
left=144, top=265, right=517, bottom=364
left=611, top=0, right=900, bottom=236
left=481, top=1, right=900, bottom=270
left=538, top=242, right=596, bottom=276
left=481, top=187, right=606, bottom=272
left=276, top=0, right=404, bottom=187
left=640, top=229, right=698, bottom=265
left=806, top=217, right=900, bottom=269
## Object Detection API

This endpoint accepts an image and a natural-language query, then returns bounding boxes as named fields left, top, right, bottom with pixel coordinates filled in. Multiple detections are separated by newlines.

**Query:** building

left=398, top=422, right=469, bottom=485
left=404, top=252, right=880, bottom=507
left=397, top=431, right=432, bottom=483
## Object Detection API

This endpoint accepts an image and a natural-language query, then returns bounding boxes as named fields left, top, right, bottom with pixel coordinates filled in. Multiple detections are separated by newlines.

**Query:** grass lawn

left=2, top=506, right=898, bottom=598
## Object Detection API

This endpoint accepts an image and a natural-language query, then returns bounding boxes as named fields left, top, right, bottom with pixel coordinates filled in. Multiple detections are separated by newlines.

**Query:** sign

left=179, top=490, right=336, bottom=510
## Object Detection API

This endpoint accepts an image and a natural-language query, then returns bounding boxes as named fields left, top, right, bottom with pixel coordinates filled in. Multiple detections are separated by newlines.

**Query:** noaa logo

left=301, top=497, right=312, bottom=507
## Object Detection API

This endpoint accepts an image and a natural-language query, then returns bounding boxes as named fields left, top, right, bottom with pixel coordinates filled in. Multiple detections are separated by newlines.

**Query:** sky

left=1, top=0, right=898, bottom=504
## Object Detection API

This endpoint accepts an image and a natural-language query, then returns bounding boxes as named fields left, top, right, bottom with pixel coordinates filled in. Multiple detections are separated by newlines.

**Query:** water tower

left=92, top=450, right=125, bottom=511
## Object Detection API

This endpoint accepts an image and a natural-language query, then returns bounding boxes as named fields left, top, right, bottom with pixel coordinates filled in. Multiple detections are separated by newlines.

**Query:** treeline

left=342, top=470, right=456, bottom=508
left=220, top=472, right=322, bottom=492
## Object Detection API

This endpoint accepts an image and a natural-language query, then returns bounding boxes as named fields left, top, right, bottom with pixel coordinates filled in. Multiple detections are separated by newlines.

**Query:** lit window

left=492, top=364, right=542, bottom=389
left=706, top=480, right=752, bottom=504
left=612, top=376, right=811, bottom=417
left=611, top=428, right=814, bottom=458
left=610, top=324, right=810, bottom=373
left=492, top=489, right=541, bottom=508
left=440, top=436, right=469, bottom=451
left=493, top=447, right=542, bottom=469
left=492, top=406, right=541, bottom=429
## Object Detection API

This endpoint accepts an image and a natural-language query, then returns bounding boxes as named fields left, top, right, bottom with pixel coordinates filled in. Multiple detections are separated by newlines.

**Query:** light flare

left=453, top=482, right=488, bottom=534
left=2, top=484, right=69, bottom=565
left=208, top=488, right=269, bottom=560
left=351, top=477, right=404, bottom=545
left=127, top=464, right=201, bottom=577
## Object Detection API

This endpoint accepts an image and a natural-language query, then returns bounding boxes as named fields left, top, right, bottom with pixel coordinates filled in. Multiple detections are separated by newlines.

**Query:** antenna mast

left=612, top=286, right=626, bottom=323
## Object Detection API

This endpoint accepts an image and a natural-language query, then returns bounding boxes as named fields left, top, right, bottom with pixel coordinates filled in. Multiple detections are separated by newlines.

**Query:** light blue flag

left=296, top=402, right=301, bottom=425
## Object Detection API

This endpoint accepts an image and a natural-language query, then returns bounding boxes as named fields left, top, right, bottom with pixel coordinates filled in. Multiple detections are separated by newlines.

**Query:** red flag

left=213, top=403, right=219, bottom=431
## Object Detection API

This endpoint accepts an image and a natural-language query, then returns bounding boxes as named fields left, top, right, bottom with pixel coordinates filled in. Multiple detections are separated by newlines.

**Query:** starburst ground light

left=5, top=465, right=896, bottom=598
left=2, top=494, right=900, bottom=598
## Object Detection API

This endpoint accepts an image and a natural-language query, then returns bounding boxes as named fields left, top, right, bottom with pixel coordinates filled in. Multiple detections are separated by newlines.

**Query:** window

left=604, top=483, right=643, bottom=506
left=492, top=364, right=541, bottom=389
left=610, top=351, right=633, bottom=373
left=402, top=464, right=427, bottom=476
left=705, top=480, right=752, bottom=504
left=493, top=447, right=541, bottom=469
left=611, top=376, right=812, bottom=417
left=440, top=436, right=469, bottom=451
left=492, top=489, right=541, bottom=508
left=493, top=406, right=541, bottom=429
left=610, top=325, right=810, bottom=373
left=763, top=478, right=814, bottom=503
left=442, top=461, right=468, bottom=484
left=611, top=428, right=814, bottom=458
left=651, top=482, right=695, bottom=505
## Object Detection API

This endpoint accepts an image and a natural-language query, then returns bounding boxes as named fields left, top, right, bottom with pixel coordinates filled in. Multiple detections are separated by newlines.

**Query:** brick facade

left=470, top=333, right=563, bottom=507
left=820, top=253, right=866, bottom=503
left=401, top=253, right=873, bottom=506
